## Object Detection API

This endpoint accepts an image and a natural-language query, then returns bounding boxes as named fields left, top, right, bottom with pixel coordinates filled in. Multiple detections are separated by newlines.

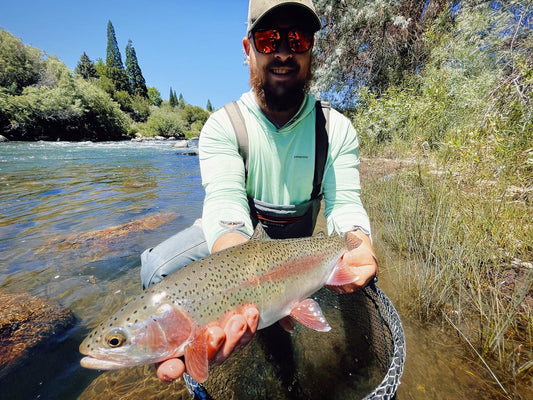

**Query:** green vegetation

left=0, top=22, right=211, bottom=141
left=125, top=40, right=148, bottom=98
left=314, top=0, right=532, bottom=395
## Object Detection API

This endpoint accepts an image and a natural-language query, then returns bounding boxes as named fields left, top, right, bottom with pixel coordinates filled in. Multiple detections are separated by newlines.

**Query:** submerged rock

left=0, top=292, right=75, bottom=377
left=37, top=211, right=178, bottom=255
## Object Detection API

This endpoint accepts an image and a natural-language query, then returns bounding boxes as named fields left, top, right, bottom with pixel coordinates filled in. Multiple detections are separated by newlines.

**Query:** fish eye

left=105, top=330, right=127, bottom=348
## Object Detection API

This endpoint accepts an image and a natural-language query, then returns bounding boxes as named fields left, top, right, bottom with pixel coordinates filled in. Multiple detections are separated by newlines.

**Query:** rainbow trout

left=80, top=225, right=361, bottom=383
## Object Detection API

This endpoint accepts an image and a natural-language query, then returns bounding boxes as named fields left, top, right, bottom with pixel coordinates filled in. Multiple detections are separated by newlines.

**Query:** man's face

left=244, top=11, right=314, bottom=113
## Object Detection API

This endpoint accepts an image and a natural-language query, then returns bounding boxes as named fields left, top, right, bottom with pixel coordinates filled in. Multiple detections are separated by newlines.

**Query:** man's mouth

left=270, top=67, right=294, bottom=75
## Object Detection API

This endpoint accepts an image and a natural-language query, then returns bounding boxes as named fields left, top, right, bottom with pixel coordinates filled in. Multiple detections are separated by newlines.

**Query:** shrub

left=141, top=106, right=186, bottom=138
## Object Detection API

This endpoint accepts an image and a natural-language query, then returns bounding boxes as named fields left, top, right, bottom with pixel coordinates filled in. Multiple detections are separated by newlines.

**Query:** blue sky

left=0, top=0, right=252, bottom=109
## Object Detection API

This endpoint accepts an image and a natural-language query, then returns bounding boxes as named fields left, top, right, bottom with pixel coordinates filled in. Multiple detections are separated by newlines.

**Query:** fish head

left=80, top=292, right=195, bottom=370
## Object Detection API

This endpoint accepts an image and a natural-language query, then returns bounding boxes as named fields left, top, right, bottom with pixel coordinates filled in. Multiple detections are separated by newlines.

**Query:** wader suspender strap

left=312, top=101, right=330, bottom=199
left=224, top=100, right=330, bottom=198
left=224, top=101, right=250, bottom=171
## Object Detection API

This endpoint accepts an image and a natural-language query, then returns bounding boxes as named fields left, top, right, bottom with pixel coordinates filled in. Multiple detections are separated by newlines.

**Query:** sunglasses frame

left=250, top=27, right=315, bottom=55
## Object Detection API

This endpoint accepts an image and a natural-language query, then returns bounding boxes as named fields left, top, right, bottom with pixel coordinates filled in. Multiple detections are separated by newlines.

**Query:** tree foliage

left=0, top=26, right=213, bottom=141
left=0, top=29, right=44, bottom=94
left=312, top=0, right=449, bottom=107
left=75, top=52, right=98, bottom=79
left=0, top=55, right=128, bottom=140
left=142, top=106, right=186, bottom=138
left=105, top=21, right=129, bottom=93
left=147, top=86, right=162, bottom=106
left=125, top=40, right=148, bottom=98
left=169, top=87, right=178, bottom=107
left=106, top=21, right=124, bottom=70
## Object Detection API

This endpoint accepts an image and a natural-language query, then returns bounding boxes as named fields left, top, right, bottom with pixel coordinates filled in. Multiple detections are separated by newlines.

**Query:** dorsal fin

left=251, top=223, right=270, bottom=241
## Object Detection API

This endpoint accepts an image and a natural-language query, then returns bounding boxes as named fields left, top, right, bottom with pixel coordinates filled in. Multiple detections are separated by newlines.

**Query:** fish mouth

left=80, top=356, right=126, bottom=370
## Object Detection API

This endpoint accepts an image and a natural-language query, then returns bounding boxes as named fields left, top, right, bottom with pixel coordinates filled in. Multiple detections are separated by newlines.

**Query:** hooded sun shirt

left=199, top=90, right=371, bottom=250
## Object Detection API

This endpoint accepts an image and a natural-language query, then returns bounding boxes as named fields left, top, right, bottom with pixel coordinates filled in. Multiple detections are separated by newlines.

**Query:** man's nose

left=274, top=37, right=293, bottom=60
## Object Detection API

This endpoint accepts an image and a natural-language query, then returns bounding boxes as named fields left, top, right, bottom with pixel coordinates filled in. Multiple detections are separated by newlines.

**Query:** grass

left=361, top=156, right=532, bottom=395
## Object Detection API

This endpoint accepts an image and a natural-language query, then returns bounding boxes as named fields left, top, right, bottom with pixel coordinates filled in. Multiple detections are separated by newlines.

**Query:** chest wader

left=224, top=101, right=330, bottom=239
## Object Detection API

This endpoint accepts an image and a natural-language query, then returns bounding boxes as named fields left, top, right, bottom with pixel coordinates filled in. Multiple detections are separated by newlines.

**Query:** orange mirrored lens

left=288, top=30, right=313, bottom=53
left=254, top=30, right=281, bottom=54
left=253, top=29, right=313, bottom=54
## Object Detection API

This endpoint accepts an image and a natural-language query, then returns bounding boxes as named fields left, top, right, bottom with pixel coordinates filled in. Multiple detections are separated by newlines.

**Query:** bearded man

left=141, top=0, right=379, bottom=382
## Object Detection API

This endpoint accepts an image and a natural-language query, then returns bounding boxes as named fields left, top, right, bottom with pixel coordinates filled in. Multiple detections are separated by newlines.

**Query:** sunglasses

left=251, top=28, right=314, bottom=54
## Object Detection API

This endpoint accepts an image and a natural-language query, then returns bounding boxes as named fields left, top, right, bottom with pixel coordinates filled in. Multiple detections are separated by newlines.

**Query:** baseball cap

left=247, top=0, right=322, bottom=35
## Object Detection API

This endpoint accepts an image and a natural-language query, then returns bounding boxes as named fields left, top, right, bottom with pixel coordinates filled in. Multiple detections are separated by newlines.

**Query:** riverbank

left=359, top=155, right=532, bottom=399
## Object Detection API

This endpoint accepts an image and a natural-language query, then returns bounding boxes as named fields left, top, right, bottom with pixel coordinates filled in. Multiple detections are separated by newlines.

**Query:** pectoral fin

left=289, top=298, right=331, bottom=332
left=326, top=254, right=360, bottom=286
left=184, top=329, right=209, bottom=383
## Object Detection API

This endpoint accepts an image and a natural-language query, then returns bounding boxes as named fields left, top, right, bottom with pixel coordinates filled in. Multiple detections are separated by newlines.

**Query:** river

left=0, top=140, right=204, bottom=399
left=0, top=141, right=512, bottom=399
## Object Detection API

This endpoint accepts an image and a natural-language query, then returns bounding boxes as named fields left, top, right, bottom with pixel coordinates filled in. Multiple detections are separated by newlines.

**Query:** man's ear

left=243, top=37, right=251, bottom=58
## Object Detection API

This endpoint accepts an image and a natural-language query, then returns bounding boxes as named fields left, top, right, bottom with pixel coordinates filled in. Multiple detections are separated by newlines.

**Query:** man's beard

left=250, top=58, right=313, bottom=113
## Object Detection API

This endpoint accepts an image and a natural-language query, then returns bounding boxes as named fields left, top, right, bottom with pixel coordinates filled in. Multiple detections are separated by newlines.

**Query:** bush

left=141, top=106, right=186, bottom=138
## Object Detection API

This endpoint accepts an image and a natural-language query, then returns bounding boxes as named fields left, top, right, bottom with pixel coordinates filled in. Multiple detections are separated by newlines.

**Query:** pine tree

left=206, top=99, right=213, bottom=112
left=106, top=21, right=124, bottom=69
left=125, top=40, right=148, bottom=98
left=106, top=21, right=129, bottom=92
left=75, top=52, right=98, bottom=79
left=169, top=87, right=177, bottom=107
left=178, top=93, right=186, bottom=109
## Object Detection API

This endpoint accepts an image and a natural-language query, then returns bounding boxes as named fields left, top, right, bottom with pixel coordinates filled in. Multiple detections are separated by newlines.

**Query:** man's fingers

left=206, top=326, right=225, bottom=361
left=156, top=358, right=186, bottom=382
left=212, top=314, right=248, bottom=364
left=244, top=305, right=259, bottom=333
left=156, top=305, right=260, bottom=382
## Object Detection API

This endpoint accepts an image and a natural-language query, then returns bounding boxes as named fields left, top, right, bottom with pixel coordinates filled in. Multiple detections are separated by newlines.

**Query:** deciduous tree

left=312, top=0, right=448, bottom=108
left=147, top=87, right=162, bottom=106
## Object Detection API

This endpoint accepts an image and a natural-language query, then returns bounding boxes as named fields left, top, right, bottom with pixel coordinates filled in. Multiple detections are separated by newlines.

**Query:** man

left=142, top=0, right=378, bottom=382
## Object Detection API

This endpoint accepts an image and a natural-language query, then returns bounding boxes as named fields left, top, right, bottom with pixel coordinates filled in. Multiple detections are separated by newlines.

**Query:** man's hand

left=156, top=304, right=259, bottom=382
left=328, top=229, right=378, bottom=294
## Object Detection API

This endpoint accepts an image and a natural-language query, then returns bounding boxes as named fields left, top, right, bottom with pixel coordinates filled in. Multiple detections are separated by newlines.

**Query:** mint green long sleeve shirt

left=199, top=90, right=371, bottom=250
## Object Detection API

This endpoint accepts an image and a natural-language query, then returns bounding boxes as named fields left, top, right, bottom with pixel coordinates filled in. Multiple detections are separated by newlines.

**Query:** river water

left=0, top=141, right=514, bottom=399
left=0, top=141, right=204, bottom=399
